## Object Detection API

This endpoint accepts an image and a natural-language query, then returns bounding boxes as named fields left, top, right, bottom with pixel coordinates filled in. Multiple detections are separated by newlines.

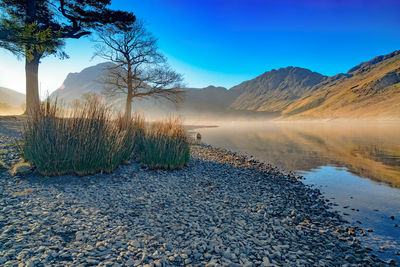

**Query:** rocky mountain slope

left=229, top=67, right=327, bottom=112
left=282, top=50, right=400, bottom=119
left=51, top=62, right=113, bottom=104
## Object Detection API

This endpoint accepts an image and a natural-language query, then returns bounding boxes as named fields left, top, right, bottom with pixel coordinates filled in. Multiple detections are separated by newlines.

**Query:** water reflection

left=196, top=122, right=400, bottom=188
left=303, top=166, right=400, bottom=261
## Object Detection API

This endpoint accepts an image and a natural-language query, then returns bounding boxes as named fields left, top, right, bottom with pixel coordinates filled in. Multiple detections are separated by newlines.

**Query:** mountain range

left=46, top=49, right=400, bottom=120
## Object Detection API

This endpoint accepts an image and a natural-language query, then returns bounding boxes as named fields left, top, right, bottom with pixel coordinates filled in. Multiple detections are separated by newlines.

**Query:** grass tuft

left=137, top=117, right=190, bottom=170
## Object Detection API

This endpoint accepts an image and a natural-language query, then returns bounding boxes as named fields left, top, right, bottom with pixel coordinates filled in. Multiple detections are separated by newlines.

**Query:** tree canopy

left=0, top=0, right=136, bottom=60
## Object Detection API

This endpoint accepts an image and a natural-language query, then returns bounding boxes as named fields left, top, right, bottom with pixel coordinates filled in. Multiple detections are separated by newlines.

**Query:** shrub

left=21, top=99, right=145, bottom=176
left=138, top=117, right=190, bottom=170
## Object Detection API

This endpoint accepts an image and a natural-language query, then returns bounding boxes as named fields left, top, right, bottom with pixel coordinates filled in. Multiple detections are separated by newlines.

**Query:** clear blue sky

left=0, top=0, right=399, bottom=95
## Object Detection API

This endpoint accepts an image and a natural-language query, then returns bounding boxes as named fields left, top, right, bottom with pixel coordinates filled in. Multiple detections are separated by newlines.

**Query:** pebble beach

left=0, top=117, right=395, bottom=266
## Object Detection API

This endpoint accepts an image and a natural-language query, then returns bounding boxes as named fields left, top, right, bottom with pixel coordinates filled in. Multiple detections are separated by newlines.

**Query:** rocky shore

left=0, top=118, right=395, bottom=266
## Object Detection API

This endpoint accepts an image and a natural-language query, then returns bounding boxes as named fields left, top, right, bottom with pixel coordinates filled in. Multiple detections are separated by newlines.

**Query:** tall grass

left=22, top=99, right=144, bottom=176
left=21, top=99, right=189, bottom=176
left=137, top=117, right=190, bottom=170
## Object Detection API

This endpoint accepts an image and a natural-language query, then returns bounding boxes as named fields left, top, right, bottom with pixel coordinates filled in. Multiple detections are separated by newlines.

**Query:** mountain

left=0, top=87, right=25, bottom=115
left=51, top=62, right=114, bottom=103
left=179, top=86, right=237, bottom=114
left=282, top=50, right=400, bottom=119
left=0, top=86, right=25, bottom=107
left=229, top=67, right=327, bottom=112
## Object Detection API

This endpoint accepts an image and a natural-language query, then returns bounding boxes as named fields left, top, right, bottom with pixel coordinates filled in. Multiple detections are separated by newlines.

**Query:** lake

left=192, top=121, right=400, bottom=262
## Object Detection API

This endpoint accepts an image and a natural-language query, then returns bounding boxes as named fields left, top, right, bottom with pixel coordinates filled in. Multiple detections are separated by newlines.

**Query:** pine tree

left=0, top=0, right=135, bottom=114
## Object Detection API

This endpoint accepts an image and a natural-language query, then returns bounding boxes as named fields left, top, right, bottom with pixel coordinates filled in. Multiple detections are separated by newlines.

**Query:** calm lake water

left=193, top=121, right=400, bottom=262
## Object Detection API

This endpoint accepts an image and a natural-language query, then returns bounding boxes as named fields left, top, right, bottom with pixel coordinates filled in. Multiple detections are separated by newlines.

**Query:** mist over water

left=193, top=120, right=400, bottom=187
left=192, top=120, right=400, bottom=261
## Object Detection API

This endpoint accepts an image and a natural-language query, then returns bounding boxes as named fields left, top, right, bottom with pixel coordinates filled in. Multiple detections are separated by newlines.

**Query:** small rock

left=262, top=256, right=271, bottom=266
left=86, top=258, right=99, bottom=265
left=10, top=161, right=32, bottom=176
left=345, top=255, right=355, bottom=263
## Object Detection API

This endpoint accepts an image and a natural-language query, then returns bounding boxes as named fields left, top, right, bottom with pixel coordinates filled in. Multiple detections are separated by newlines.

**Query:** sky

left=0, top=0, right=399, bottom=96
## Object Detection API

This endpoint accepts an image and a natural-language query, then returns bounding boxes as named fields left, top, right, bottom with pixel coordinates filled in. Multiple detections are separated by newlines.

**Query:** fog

left=188, top=119, right=400, bottom=188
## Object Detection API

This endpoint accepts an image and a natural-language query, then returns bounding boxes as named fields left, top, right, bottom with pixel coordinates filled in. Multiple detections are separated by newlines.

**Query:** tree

left=94, top=20, right=184, bottom=120
left=0, top=0, right=135, bottom=114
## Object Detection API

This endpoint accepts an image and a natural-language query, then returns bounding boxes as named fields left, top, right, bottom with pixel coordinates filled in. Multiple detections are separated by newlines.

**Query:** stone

left=10, top=161, right=32, bottom=176
left=0, top=160, right=8, bottom=169
left=86, top=258, right=99, bottom=265
left=262, top=256, right=271, bottom=266
left=344, top=255, right=355, bottom=263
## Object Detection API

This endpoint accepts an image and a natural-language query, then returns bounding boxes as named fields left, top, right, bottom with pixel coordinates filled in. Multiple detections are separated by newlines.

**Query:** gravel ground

left=0, top=118, right=395, bottom=266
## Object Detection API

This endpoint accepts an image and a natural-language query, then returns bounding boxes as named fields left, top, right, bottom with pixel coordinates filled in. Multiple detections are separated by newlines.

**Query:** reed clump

left=137, top=117, right=190, bottom=170
left=21, top=99, right=189, bottom=176
left=22, top=99, right=145, bottom=176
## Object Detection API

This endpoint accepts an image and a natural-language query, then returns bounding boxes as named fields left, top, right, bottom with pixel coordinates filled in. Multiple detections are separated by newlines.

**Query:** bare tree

left=94, top=20, right=184, bottom=120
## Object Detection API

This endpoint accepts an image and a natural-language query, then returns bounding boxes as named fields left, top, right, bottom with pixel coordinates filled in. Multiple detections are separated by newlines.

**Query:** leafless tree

left=94, top=20, right=184, bottom=120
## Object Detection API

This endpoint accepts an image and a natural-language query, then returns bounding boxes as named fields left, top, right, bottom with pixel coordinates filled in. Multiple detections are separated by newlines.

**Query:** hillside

left=51, top=62, right=114, bottom=103
left=0, top=87, right=25, bottom=107
left=229, top=67, right=327, bottom=112
left=0, top=87, right=25, bottom=115
left=179, top=86, right=237, bottom=114
left=281, top=51, right=400, bottom=119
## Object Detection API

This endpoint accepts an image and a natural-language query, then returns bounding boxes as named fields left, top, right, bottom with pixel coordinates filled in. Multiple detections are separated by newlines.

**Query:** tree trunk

left=24, top=0, right=40, bottom=115
left=124, top=94, right=132, bottom=121
left=25, top=51, right=40, bottom=115
left=124, top=67, right=133, bottom=121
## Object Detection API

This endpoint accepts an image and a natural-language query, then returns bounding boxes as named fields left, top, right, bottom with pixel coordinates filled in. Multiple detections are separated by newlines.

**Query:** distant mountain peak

left=51, top=62, right=115, bottom=101
left=229, top=66, right=327, bottom=112
left=267, top=66, right=319, bottom=72
left=249, top=66, right=327, bottom=85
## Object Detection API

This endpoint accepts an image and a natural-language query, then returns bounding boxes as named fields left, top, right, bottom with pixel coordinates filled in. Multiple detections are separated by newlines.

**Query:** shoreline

left=0, top=123, right=395, bottom=266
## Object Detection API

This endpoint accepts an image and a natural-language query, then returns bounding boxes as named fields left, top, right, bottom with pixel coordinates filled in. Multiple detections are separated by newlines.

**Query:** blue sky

left=1, top=0, right=399, bottom=95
